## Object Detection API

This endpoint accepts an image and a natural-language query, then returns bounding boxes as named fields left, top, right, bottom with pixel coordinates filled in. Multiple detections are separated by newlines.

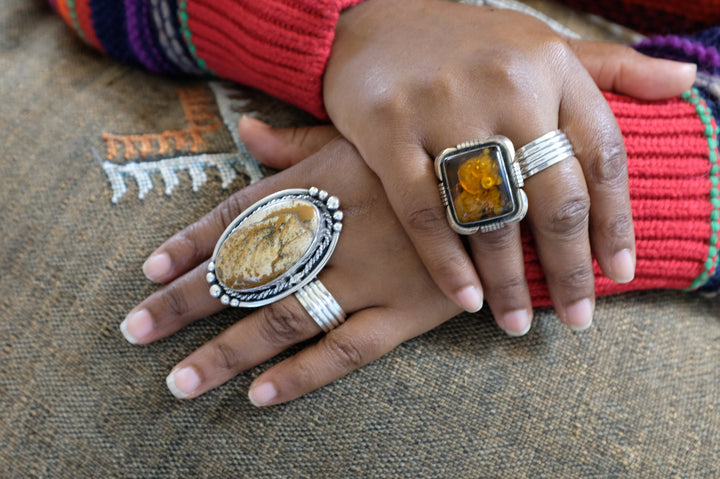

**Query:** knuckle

left=422, top=68, right=462, bottom=102
left=215, top=192, right=250, bottom=229
left=161, top=285, right=190, bottom=318
left=258, top=301, right=308, bottom=346
left=174, top=224, right=206, bottom=264
left=543, top=195, right=590, bottom=236
left=597, top=213, right=634, bottom=242
left=481, top=49, right=526, bottom=92
left=485, top=274, right=528, bottom=299
left=551, top=264, right=595, bottom=292
left=211, top=339, right=242, bottom=372
left=322, top=333, right=366, bottom=371
left=405, top=205, right=448, bottom=235
left=586, top=136, right=627, bottom=185
left=365, top=87, right=408, bottom=121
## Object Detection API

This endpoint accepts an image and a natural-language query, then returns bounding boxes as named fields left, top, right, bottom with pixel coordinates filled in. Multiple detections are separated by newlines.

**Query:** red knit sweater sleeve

left=183, top=0, right=364, bottom=119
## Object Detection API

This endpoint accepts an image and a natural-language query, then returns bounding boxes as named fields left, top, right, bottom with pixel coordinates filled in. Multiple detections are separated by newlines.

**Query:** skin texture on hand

left=323, top=0, right=695, bottom=335
left=122, top=133, right=461, bottom=406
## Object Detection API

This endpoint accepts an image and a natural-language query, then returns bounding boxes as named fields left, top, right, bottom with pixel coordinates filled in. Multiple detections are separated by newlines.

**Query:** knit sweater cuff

left=183, top=0, right=364, bottom=119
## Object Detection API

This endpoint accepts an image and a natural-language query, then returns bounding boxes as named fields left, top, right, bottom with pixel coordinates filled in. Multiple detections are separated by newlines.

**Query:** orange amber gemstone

left=457, top=149, right=502, bottom=194
left=448, top=146, right=514, bottom=225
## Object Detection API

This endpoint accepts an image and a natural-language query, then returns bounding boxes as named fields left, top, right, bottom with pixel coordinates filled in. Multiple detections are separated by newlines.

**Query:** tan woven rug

left=1, top=1, right=719, bottom=476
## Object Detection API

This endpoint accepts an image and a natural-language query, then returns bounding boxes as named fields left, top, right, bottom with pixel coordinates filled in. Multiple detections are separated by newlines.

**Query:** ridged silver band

left=516, top=129, right=575, bottom=179
left=295, top=279, right=346, bottom=333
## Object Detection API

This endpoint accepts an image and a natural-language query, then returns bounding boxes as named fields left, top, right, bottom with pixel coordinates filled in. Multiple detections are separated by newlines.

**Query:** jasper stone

left=215, top=199, right=320, bottom=290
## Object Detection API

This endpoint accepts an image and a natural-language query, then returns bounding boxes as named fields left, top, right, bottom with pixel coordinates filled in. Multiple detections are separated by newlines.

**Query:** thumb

left=238, top=116, right=340, bottom=170
left=568, top=39, right=697, bottom=100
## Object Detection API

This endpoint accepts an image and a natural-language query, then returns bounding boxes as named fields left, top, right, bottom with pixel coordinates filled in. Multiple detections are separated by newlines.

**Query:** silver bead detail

left=209, top=284, right=222, bottom=298
left=206, top=272, right=216, bottom=283
left=333, top=211, right=344, bottom=222
left=327, top=196, right=340, bottom=210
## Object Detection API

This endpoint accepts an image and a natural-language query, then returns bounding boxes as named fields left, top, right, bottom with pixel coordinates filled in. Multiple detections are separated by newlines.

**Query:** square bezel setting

left=436, top=137, right=523, bottom=234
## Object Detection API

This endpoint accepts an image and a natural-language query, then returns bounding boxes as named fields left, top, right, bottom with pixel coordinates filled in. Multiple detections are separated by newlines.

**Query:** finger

left=142, top=173, right=291, bottom=284
left=370, top=143, right=484, bottom=313
left=524, top=156, right=595, bottom=331
left=468, top=224, right=533, bottom=336
left=121, top=260, right=223, bottom=344
left=164, top=268, right=366, bottom=399
left=421, top=121, right=535, bottom=334
left=246, top=306, right=429, bottom=407
left=568, top=39, right=696, bottom=100
left=562, top=73, right=636, bottom=286
left=238, top=116, right=340, bottom=169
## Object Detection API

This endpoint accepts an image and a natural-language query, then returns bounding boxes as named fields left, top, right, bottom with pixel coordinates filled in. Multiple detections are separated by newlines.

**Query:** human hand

left=323, top=0, right=696, bottom=334
left=122, top=134, right=460, bottom=405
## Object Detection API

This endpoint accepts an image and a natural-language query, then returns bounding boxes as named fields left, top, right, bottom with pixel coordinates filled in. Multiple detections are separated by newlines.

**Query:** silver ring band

left=295, top=279, right=346, bottom=333
left=516, top=129, right=574, bottom=179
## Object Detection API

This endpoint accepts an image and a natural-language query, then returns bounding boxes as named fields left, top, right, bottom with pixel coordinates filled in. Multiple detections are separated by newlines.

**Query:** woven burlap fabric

left=2, top=1, right=720, bottom=477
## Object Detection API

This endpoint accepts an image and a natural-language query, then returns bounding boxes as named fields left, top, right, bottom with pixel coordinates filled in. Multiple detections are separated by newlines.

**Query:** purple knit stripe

left=48, top=0, right=58, bottom=12
left=636, top=34, right=720, bottom=75
left=124, top=0, right=176, bottom=73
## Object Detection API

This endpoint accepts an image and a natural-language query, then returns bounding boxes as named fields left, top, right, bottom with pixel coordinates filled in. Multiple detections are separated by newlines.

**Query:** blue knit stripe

left=89, top=0, right=139, bottom=65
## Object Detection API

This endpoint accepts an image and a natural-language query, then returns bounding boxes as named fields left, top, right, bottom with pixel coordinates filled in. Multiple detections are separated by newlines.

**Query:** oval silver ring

left=206, top=187, right=343, bottom=308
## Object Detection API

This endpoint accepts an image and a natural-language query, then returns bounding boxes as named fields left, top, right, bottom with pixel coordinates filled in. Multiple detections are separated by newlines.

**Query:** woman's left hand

left=121, top=131, right=461, bottom=405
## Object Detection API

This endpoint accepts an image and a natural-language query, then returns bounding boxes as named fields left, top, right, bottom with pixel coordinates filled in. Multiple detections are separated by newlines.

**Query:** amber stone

left=446, top=146, right=514, bottom=225
left=215, top=199, right=320, bottom=290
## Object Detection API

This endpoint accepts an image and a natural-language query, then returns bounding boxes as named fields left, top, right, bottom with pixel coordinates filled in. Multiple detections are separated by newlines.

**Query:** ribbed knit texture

left=183, top=0, right=364, bottom=118
left=555, top=0, right=720, bottom=34
left=88, top=0, right=138, bottom=64
left=124, top=0, right=176, bottom=73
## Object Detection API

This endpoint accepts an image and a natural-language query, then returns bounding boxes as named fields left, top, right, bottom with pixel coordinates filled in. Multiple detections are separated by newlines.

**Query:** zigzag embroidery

left=102, top=82, right=263, bottom=203
left=99, top=150, right=261, bottom=204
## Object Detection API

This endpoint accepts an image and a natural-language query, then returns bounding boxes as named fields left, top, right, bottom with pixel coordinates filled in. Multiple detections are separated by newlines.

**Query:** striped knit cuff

left=527, top=91, right=719, bottom=306
left=182, top=0, right=364, bottom=119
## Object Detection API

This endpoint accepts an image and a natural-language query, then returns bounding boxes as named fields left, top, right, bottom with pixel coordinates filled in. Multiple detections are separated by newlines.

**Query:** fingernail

left=500, top=309, right=532, bottom=337
left=248, top=382, right=277, bottom=407
left=456, top=285, right=483, bottom=313
left=563, top=298, right=593, bottom=331
left=120, top=309, right=154, bottom=344
left=166, top=367, right=200, bottom=399
left=609, top=248, right=635, bottom=284
left=239, top=115, right=267, bottom=129
left=142, top=252, right=171, bottom=283
left=679, top=62, right=697, bottom=77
